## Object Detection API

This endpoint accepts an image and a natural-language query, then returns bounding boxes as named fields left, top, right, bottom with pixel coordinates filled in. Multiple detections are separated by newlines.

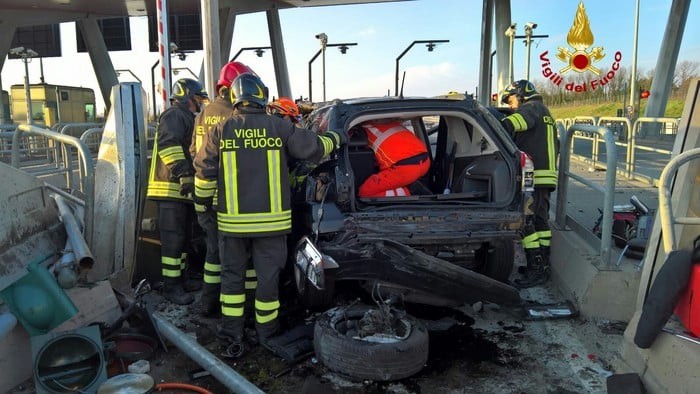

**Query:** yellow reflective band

left=522, top=232, right=539, bottom=244
left=537, top=230, right=552, bottom=239
left=523, top=241, right=541, bottom=249
left=217, top=210, right=292, bottom=233
left=203, top=274, right=221, bottom=284
left=318, top=135, right=335, bottom=156
left=222, top=305, right=244, bottom=317
left=547, top=124, right=557, bottom=171
left=218, top=218, right=292, bottom=233
left=162, top=256, right=181, bottom=266
left=508, top=113, right=528, bottom=132
left=534, top=169, right=558, bottom=186
left=159, top=145, right=185, bottom=165
left=255, top=299, right=280, bottom=311
left=245, top=269, right=256, bottom=278
left=162, top=268, right=181, bottom=278
left=195, top=177, right=217, bottom=197
left=194, top=203, right=206, bottom=213
left=267, top=150, right=282, bottom=213
left=205, top=262, right=221, bottom=273
left=223, top=151, right=239, bottom=214
left=256, top=310, right=278, bottom=324
left=245, top=281, right=258, bottom=290
left=539, top=239, right=551, bottom=247
left=221, top=293, right=246, bottom=304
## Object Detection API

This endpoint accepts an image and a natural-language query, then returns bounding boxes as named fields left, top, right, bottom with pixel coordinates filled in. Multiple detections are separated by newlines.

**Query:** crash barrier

left=657, top=147, right=700, bottom=252
left=555, top=123, right=618, bottom=267
left=0, top=124, right=56, bottom=164
left=10, top=124, right=95, bottom=244
left=559, top=116, right=678, bottom=186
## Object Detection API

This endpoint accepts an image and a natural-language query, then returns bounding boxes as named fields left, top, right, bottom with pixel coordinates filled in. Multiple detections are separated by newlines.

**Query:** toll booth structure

left=9, top=84, right=96, bottom=128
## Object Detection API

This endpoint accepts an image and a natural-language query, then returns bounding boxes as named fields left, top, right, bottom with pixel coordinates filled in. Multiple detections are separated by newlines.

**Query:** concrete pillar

left=644, top=0, right=691, bottom=121
left=494, top=0, right=512, bottom=103
left=477, top=0, right=494, bottom=106
left=77, top=18, right=118, bottom=112
left=0, top=24, right=16, bottom=124
left=200, top=0, right=221, bottom=99
left=219, top=8, right=236, bottom=62
left=266, top=9, right=291, bottom=98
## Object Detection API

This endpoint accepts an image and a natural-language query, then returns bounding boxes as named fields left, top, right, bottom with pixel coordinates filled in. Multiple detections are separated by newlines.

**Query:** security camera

left=315, top=33, right=327, bottom=41
left=169, top=42, right=179, bottom=52
left=525, top=22, right=537, bottom=29
left=26, top=49, right=39, bottom=57
left=504, top=23, right=517, bottom=37
left=9, top=46, right=25, bottom=55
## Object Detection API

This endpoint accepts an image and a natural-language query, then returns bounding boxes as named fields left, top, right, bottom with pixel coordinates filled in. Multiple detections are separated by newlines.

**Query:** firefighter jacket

left=501, top=97, right=558, bottom=188
left=190, top=96, right=233, bottom=211
left=193, top=106, right=338, bottom=237
left=361, top=121, right=428, bottom=170
left=147, top=102, right=196, bottom=201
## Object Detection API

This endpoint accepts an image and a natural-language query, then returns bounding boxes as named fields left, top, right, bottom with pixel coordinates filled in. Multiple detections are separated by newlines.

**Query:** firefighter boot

left=162, top=278, right=194, bottom=305
left=182, top=270, right=203, bottom=292
left=217, top=317, right=246, bottom=358
left=514, top=249, right=550, bottom=289
left=191, top=283, right=220, bottom=317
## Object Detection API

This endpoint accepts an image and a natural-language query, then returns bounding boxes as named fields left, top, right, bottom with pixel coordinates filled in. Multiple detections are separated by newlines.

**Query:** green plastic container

left=0, top=258, right=78, bottom=336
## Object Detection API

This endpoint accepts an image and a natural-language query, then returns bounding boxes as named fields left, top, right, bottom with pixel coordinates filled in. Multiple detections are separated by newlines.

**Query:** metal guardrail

left=657, top=147, right=700, bottom=252
left=12, top=124, right=95, bottom=246
left=555, top=123, right=618, bottom=267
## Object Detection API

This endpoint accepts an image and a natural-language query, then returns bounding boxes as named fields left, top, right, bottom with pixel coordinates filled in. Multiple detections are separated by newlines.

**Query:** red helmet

left=216, top=62, right=256, bottom=93
left=268, top=97, right=301, bottom=123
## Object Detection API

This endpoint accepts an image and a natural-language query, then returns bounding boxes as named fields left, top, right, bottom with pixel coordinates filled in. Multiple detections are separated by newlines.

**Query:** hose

left=155, top=382, right=213, bottom=394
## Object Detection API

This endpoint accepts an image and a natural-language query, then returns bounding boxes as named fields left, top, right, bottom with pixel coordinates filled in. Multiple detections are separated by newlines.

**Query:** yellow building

left=10, top=84, right=95, bottom=128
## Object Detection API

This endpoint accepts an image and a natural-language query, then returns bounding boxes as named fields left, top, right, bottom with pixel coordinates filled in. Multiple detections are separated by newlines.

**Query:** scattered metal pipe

left=52, top=194, right=94, bottom=270
left=152, top=312, right=264, bottom=394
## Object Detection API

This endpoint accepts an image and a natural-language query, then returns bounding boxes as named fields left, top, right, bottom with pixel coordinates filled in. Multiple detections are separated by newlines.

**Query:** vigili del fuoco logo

left=539, top=0, right=622, bottom=93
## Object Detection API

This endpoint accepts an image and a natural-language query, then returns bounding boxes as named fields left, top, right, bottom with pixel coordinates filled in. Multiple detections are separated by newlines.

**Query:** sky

left=1, top=0, right=699, bottom=116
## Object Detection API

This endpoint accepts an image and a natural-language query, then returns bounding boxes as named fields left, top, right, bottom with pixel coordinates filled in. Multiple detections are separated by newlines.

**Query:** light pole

left=315, top=33, right=329, bottom=101
left=230, top=46, right=271, bottom=61
left=395, top=39, right=449, bottom=96
left=504, top=24, right=517, bottom=84
left=9, top=47, right=39, bottom=125
left=308, top=42, right=357, bottom=102
left=517, top=23, right=548, bottom=81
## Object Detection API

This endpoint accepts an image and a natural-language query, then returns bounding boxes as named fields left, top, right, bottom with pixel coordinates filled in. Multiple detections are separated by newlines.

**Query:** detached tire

left=313, top=305, right=429, bottom=381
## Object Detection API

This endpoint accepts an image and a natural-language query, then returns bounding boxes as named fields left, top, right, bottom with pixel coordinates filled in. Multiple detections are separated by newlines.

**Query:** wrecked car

left=289, top=95, right=533, bottom=310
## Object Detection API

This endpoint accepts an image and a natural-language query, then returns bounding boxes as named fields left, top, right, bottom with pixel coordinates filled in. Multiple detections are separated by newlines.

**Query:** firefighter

left=193, top=73, right=345, bottom=351
left=500, top=80, right=558, bottom=288
left=357, top=119, right=430, bottom=197
left=189, top=62, right=258, bottom=316
left=267, top=97, right=301, bottom=125
left=147, top=78, right=208, bottom=305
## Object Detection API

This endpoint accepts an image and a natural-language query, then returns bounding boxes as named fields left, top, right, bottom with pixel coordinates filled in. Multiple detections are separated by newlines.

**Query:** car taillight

left=520, top=151, right=535, bottom=192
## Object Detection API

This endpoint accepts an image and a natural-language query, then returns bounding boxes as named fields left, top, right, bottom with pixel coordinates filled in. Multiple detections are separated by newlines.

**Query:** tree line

left=534, top=60, right=699, bottom=107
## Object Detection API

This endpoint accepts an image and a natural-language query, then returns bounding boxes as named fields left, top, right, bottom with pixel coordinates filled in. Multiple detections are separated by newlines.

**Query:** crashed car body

left=290, top=95, right=533, bottom=309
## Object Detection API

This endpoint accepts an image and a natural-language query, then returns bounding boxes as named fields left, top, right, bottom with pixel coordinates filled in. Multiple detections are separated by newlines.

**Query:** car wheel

left=313, top=304, right=429, bottom=381
left=479, top=241, right=515, bottom=282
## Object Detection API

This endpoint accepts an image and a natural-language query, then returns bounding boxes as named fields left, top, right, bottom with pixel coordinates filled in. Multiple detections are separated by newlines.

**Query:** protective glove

left=193, top=195, right=213, bottom=213
left=179, top=176, right=195, bottom=196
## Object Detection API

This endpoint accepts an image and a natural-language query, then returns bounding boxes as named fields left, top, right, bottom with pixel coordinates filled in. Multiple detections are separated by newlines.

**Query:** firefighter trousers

left=157, top=200, right=193, bottom=281
left=522, top=188, right=553, bottom=252
left=219, top=235, right=286, bottom=339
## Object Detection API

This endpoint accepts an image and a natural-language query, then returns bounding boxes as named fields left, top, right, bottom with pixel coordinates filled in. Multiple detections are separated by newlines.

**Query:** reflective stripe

left=205, top=262, right=221, bottom=273
left=364, top=124, right=406, bottom=152
left=217, top=210, right=291, bottom=233
left=267, top=150, right=282, bottom=213
left=522, top=232, right=540, bottom=249
left=255, top=299, right=280, bottom=311
left=508, top=113, right=528, bottom=132
left=537, top=230, right=552, bottom=239
left=539, top=238, right=551, bottom=247
left=195, top=177, right=217, bottom=198
left=162, top=256, right=180, bottom=266
left=159, top=145, right=185, bottom=164
left=194, top=203, right=206, bottom=213
left=256, top=310, right=278, bottom=324
left=318, top=135, right=335, bottom=156
left=223, top=151, right=239, bottom=214
left=245, top=281, right=258, bottom=289
left=245, top=269, right=256, bottom=277
left=162, top=268, right=181, bottom=278
left=222, top=305, right=244, bottom=317
left=147, top=181, right=187, bottom=199
left=547, top=123, right=557, bottom=174
left=221, top=293, right=246, bottom=304
left=204, top=273, right=221, bottom=284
